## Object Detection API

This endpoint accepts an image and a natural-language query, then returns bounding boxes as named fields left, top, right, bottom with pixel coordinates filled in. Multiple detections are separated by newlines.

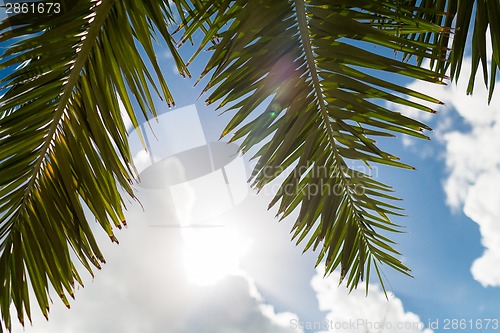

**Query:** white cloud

left=9, top=124, right=300, bottom=333
left=7, top=94, right=437, bottom=333
left=434, top=66, right=500, bottom=287
left=180, top=273, right=303, bottom=333
left=10, top=223, right=302, bottom=333
left=441, top=119, right=500, bottom=211
left=391, top=51, right=500, bottom=286
left=310, top=266, right=432, bottom=333
left=464, top=171, right=500, bottom=286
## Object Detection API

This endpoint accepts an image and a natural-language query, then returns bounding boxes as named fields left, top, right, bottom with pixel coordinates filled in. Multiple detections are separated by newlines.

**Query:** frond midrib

left=19, top=0, right=116, bottom=211
left=294, top=1, right=361, bottom=215
left=294, top=0, right=400, bottom=282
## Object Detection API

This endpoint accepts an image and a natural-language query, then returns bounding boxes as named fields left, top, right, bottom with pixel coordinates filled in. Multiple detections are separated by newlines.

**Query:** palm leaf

left=0, top=0, right=193, bottom=331
left=1, top=0, right=483, bottom=331
left=181, top=0, right=447, bottom=294
left=404, top=0, right=500, bottom=102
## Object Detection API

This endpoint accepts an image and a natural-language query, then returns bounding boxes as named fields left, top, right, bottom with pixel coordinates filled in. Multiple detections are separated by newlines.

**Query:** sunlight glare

left=181, top=227, right=251, bottom=286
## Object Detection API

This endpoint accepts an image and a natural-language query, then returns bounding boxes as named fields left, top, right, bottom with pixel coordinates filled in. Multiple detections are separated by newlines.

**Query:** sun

left=181, top=227, right=251, bottom=286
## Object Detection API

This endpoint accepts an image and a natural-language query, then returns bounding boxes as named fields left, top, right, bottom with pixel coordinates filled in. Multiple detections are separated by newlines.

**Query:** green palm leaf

left=0, top=0, right=192, bottom=331
left=182, top=0, right=446, bottom=294
left=405, top=0, right=500, bottom=102
left=2, top=0, right=494, bottom=331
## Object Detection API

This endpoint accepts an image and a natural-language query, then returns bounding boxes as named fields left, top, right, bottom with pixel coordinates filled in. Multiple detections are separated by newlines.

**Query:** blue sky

left=3, top=5, right=500, bottom=333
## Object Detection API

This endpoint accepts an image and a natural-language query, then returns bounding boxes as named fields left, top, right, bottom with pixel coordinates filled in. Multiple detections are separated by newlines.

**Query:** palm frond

left=0, top=0, right=192, bottom=331
left=404, top=0, right=500, bottom=102
left=184, top=0, right=447, bottom=293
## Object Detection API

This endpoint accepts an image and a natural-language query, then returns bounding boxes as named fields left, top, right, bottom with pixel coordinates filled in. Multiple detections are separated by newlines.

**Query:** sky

left=3, top=5, right=500, bottom=333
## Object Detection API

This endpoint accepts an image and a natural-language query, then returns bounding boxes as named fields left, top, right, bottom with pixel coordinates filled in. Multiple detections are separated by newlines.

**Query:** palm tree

left=0, top=0, right=498, bottom=331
